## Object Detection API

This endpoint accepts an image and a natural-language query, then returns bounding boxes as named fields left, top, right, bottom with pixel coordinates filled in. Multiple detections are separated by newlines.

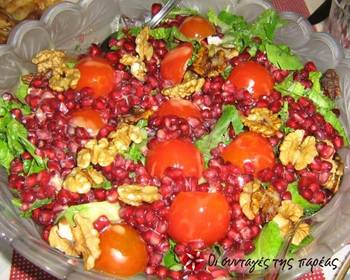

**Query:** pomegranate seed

left=93, top=215, right=111, bottom=232
left=151, top=3, right=162, bottom=16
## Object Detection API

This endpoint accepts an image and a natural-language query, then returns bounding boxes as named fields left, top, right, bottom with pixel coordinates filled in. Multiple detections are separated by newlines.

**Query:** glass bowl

left=0, top=0, right=350, bottom=279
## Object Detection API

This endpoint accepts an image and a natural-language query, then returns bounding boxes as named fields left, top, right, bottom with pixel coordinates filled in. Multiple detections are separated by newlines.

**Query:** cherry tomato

left=76, top=56, right=115, bottom=97
left=167, top=192, right=231, bottom=245
left=179, top=16, right=216, bottom=40
left=156, top=99, right=202, bottom=120
left=228, top=61, right=274, bottom=99
left=146, top=138, right=203, bottom=178
left=160, top=43, right=193, bottom=85
left=222, top=131, right=275, bottom=175
left=95, top=224, right=148, bottom=277
left=70, top=109, right=106, bottom=136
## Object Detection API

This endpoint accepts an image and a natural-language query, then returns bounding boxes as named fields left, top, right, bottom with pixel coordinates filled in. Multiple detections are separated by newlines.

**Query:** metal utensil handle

left=148, top=0, right=182, bottom=28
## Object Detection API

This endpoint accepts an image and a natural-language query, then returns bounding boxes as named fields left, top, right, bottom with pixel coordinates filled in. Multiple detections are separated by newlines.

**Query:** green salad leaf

left=12, top=198, right=53, bottom=218
left=288, top=235, right=314, bottom=256
left=15, top=80, right=29, bottom=104
left=275, top=72, right=348, bottom=143
left=56, top=201, right=121, bottom=225
left=166, top=7, right=199, bottom=19
left=95, top=180, right=112, bottom=190
left=23, top=159, right=46, bottom=175
left=251, top=9, right=285, bottom=41
left=195, top=105, right=243, bottom=164
left=122, top=119, right=148, bottom=164
left=265, top=43, right=303, bottom=70
left=0, top=98, right=46, bottom=171
left=247, top=221, right=283, bottom=265
left=288, top=182, right=321, bottom=216
left=162, top=239, right=183, bottom=271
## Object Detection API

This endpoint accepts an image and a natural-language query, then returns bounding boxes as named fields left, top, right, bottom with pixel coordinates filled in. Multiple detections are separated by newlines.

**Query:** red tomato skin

left=76, top=56, right=115, bottom=97
left=179, top=16, right=216, bottom=40
left=167, top=192, right=231, bottom=245
left=94, top=224, right=148, bottom=277
left=70, top=109, right=106, bottom=136
left=155, top=99, right=202, bottom=120
left=222, top=131, right=275, bottom=175
left=145, top=138, right=203, bottom=178
left=160, top=43, right=193, bottom=85
left=228, top=61, right=274, bottom=99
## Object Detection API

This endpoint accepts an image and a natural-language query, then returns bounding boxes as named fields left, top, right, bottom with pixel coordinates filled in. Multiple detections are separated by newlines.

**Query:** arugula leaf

left=12, top=198, right=53, bottom=218
left=288, top=182, right=321, bottom=216
left=265, top=43, right=303, bottom=70
left=288, top=235, right=314, bottom=256
left=247, top=221, right=283, bottom=264
left=195, top=105, right=243, bottom=164
left=15, top=80, right=29, bottom=103
left=162, top=239, right=183, bottom=271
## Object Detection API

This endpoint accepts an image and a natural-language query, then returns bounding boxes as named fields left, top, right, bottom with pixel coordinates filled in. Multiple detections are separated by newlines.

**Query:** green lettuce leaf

left=247, top=221, right=283, bottom=264
left=265, top=43, right=303, bottom=70
left=319, top=108, right=349, bottom=144
left=288, top=182, right=321, bottom=216
left=0, top=140, right=14, bottom=171
left=195, top=105, right=243, bottom=164
left=0, top=97, right=45, bottom=171
left=94, top=180, right=112, bottom=190
left=275, top=72, right=348, bottom=143
left=288, top=235, right=314, bottom=256
left=15, top=80, right=29, bottom=104
left=12, top=198, right=53, bottom=218
left=251, top=9, right=285, bottom=41
left=23, top=159, right=46, bottom=175
left=162, top=239, right=183, bottom=271
left=56, top=201, right=121, bottom=225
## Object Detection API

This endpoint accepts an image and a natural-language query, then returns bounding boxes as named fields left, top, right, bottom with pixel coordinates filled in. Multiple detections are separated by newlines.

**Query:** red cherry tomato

left=228, top=61, right=274, bottom=99
left=222, top=131, right=275, bottom=175
left=76, top=56, right=115, bottom=97
left=70, top=109, right=106, bottom=136
left=156, top=99, right=202, bottom=120
left=179, top=16, right=216, bottom=40
left=94, top=224, right=148, bottom=277
left=160, top=43, right=193, bottom=85
left=167, top=192, right=231, bottom=245
left=146, top=138, right=203, bottom=178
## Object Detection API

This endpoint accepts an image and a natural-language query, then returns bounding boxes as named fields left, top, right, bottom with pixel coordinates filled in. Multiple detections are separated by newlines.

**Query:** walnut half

left=117, top=184, right=161, bottom=206
left=239, top=181, right=263, bottom=220
left=279, top=130, right=318, bottom=170
left=48, top=214, right=101, bottom=270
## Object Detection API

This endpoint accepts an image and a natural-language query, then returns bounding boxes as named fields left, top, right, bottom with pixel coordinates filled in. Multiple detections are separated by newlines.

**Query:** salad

left=1, top=2, right=347, bottom=279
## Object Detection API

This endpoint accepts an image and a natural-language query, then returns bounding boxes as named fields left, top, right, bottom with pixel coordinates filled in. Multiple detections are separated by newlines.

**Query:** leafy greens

left=195, top=105, right=243, bottom=165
